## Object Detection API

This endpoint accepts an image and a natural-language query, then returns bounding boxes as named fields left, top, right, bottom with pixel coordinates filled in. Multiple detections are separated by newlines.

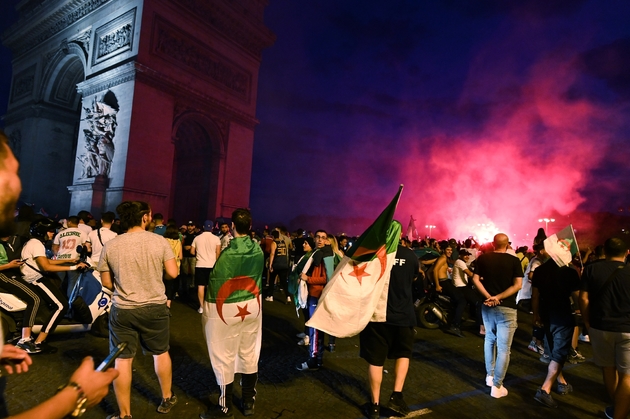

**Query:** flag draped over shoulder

left=305, top=185, right=404, bottom=338
left=544, top=225, right=580, bottom=268
left=206, top=236, right=264, bottom=324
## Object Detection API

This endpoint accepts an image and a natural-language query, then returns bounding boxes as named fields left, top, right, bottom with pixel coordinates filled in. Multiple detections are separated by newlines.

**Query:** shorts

left=359, top=322, right=414, bottom=367
left=544, top=323, right=573, bottom=365
left=589, top=327, right=630, bottom=374
left=195, top=267, right=213, bottom=287
left=109, top=304, right=170, bottom=358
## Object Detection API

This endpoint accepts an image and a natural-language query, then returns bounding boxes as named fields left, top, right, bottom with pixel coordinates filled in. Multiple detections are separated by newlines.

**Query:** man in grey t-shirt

left=99, top=201, right=178, bottom=418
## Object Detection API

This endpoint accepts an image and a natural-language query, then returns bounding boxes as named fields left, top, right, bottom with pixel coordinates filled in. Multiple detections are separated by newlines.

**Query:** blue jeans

left=305, top=295, right=324, bottom=363
left=482, top=305, right=518, bottom=387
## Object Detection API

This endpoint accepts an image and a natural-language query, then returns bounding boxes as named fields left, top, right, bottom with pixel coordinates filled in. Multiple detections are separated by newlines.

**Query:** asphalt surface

left=3, top=292, right=612, bottom=419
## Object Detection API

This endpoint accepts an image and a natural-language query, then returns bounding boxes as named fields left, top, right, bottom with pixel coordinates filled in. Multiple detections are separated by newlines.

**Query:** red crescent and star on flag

left=343, top=244, right=388, bottom=285
left=215, top=275, right=261, bottom=324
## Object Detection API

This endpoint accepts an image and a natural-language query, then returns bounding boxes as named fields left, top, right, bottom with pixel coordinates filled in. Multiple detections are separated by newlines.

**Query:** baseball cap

left=204, top=220, right=213, bottom=231
left=187, top=221, right=195, bottom=226
left=459, top=249, right=472, bottom=256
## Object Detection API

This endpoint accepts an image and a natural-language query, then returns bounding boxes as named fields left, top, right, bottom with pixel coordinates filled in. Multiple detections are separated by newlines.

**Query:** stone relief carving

left=97, top=23, right=132, bottom=58
left=74, top=29, right=92, bottom=54
left=93, top=8, right=136, bottom=66
left=153, top=20, right=250, bottom=99
left=11, top=72, right=35, bottom=103
left=78, top=91, right=119, bottom=179
left=171, top=0, right=273, bottom=58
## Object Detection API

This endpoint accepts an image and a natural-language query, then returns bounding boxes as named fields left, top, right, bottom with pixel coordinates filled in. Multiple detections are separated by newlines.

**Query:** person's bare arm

left=8, top=357, right=118, bottom=419
left=215, top=245, right=221, bottom=262
left=472, top=274, right=489, bottom=299
left=164, top=258, right=178, bottom=280
left=433, top=256, right=445, bottom=292
left=269, top=242, right=277, bottom=272
left=35, top=256, right=87, bottom=272
left=190, top=245, right=196, bottom=256
left=100, top=271, right=113, bottom=290
left=579, top=290, right=590, bottom=330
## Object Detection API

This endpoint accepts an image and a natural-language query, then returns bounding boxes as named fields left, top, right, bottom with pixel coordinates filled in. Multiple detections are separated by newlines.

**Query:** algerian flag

left=305, top=185, right=403, bottom=338
left=544, top=225, right=580, bottom=268
left=206, top=237, right=264, bottom=324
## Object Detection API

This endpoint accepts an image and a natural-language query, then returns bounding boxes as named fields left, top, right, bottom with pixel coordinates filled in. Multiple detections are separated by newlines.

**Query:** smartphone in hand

left=96, top=342, right=127, bottom=371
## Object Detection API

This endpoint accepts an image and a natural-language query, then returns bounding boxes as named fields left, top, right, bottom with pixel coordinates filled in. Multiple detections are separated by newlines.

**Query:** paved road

left=4, top=295, right=609, bottom=419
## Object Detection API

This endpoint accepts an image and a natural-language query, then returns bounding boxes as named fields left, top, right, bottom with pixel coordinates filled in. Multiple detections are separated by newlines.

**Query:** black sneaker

left=556, top=382, right=573, bottom=395
left=16, top=338, right=41, bottom=354
left=157, top=392, right=177, bottom=413
left=366, top=403, right=380, bottom=419
left=34, top=341, right=57, bottom=354
left=296, top=359, right=320, bottom=371
left=534, top=388, right=558, bottom=408
left=445, top=326, right=464, bottom=338
left=199, top=406, right=233, bottom=419
left=242, top=400, right=254, bottom=416
left=385, top=392, right=410, bottom=416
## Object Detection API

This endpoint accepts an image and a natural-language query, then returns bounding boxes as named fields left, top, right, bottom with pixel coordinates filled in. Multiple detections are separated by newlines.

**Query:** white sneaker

left=486, top=375, right=493, bottom=387
left=578, top=334, right=590, bottom=343
left=265, top=296, right=273, bottom=302
left=297, top=337, right=310, bottom=346
left=490, top=385, right=508, bottom=398
left=197, top=307, right=203, bottom=314
left=286, top=296, right=292, bottom=303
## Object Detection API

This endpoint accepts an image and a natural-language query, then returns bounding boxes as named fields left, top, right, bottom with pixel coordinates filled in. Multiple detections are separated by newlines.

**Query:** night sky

left=2, top=1, right=630, bottom=241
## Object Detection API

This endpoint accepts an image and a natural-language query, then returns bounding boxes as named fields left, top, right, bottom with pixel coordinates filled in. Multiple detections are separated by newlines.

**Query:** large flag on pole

left=544, top=224, right=580, bottom=267
left=305, top=185, right=403, bottom=338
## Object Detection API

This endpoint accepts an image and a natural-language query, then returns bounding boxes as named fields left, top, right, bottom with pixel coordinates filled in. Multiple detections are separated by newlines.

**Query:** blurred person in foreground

left=0, top=129, right=118, bottom=418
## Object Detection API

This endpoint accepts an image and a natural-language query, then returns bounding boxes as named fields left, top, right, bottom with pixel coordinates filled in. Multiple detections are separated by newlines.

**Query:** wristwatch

left=57, top=381, right=87, bottom=417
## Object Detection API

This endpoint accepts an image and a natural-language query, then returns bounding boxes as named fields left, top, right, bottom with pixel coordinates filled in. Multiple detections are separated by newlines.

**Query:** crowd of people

left=0, top=129, right=629, bottom=419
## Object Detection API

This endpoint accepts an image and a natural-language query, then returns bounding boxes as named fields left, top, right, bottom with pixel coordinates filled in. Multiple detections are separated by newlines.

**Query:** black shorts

left=194, top=267, right=213, bottom=287
left=109, top=304, right=170, bottom=358
left=359, top=322, right=414, bottom=366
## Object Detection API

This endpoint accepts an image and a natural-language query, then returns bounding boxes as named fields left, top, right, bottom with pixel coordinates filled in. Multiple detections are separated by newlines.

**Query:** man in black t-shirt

left=360, top=236, right=419, bottom=419
left=472, top=233, right=523, bottom=399
left=181, top=221, right=198, bottom=291
left=579, top=237, right=630, bottom=419
left=531, top=259, right=580, bottom=408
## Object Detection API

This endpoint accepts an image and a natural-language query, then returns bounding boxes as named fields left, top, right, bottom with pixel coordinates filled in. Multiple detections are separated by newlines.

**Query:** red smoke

left=396, top=51, right=613, bottom=245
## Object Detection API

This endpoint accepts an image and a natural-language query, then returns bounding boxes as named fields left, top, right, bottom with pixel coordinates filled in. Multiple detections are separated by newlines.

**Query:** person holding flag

left=201, top=208, right=264, bottom=419
left=360, top=220, right=418, bottom=419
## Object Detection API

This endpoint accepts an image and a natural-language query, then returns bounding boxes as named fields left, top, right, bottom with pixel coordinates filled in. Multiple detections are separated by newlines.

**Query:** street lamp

left=538, top=218, right=555, bottom=233
left=425, top=225, right=436, bottom=237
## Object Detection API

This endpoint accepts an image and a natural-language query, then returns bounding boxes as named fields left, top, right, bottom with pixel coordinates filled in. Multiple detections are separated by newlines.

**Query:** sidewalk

left=4, top=297, right=607, bottom=418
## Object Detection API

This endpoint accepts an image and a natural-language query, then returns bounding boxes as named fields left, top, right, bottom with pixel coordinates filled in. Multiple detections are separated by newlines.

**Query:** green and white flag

left=306, top=185, right=403, bottom=338
left=206, top=236, right=264, bottom=324
left=544, top=224, right=580, bottom=268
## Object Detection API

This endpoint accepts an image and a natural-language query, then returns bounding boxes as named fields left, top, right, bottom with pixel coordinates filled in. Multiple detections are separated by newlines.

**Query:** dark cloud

left=444, top=0, right=587, bottom=19
left=579, top=38, right=630, bottom=100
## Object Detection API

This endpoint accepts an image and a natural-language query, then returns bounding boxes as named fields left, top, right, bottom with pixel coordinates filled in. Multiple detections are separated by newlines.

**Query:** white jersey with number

left=53, top=227, right=89, bottom=260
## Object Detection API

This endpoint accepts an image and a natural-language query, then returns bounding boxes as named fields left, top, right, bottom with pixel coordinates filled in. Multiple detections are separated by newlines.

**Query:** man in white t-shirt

left=87, top=211, right=117, bottom=264
left=445, top=249, right=482, bottom=338
left=77, top=210, right=94, bottom=235
left=52, top=215, right=90, bottom=297
left=191, top=220, right=221, bottom=314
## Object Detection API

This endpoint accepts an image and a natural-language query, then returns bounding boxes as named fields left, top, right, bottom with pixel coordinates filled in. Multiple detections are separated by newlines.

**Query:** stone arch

left=170, top=111, right=225, bottom=224
left=39, top=42, right=87, bottom=108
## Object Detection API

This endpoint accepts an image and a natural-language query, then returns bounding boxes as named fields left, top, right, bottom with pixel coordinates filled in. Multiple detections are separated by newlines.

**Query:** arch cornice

left=2, top=0, right=111, bottom=58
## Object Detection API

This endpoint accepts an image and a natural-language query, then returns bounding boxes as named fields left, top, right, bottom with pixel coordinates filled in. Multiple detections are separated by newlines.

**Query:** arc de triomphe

left=2, top=0, right=275, bottom=223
